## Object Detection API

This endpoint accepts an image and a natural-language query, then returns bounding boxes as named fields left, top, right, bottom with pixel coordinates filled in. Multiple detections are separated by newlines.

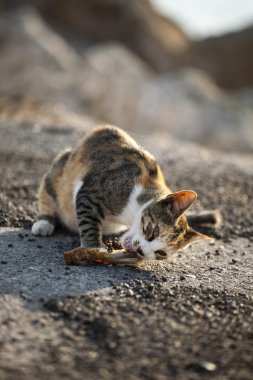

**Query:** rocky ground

left=0, top=118, right=252, bottom=380
left=0, top=3, right=253, bottom=379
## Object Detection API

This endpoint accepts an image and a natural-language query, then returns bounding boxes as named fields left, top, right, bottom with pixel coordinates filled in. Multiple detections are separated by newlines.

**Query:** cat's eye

left=146, top=225, right=159, bottom=242
left=144, top=222, right=153, bottom=238
left=153, top=225, right=160, bottom=239
left=155, top=250, right=167, bottom=258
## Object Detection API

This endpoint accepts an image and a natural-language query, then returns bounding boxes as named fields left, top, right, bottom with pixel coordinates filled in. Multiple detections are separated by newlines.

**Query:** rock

left=3, top=0, right=253, bottom=94
left=38, top=0, right=189, bottom=71
left=0, top=7, right=83, bottom=111
left=133, top=69, right=253, bottom=151
left=80, top=42, right=152, bottom=126
left=0, top=86, right=253, bottom=380
left=0, top=5, right=252, bottom=380
left=81, top=46, right=253, bottom=152
left=1, top=7, right=253, bottom=153
left=0, top=7, right=100, bottom=130
left=178, top=25, right=253, bottom=90
left=186, top=361, right=216, bottom=372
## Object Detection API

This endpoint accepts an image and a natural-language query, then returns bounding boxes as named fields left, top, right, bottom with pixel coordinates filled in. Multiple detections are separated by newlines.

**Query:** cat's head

left=121, top=190, right=211, bottom=260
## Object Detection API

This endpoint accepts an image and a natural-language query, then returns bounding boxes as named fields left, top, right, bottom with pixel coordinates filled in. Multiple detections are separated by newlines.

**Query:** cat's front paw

left=32, top=220, right=55, bottom=236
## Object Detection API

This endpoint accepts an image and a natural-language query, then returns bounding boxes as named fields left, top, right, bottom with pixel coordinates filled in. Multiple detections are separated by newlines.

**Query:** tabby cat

left=32, top=125, right=216, bottom=260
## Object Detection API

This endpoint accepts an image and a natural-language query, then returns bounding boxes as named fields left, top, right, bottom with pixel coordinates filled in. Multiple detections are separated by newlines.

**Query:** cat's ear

left=179, top=227, right=212, bottom=249
left=163, top=190, right=197, bottom=218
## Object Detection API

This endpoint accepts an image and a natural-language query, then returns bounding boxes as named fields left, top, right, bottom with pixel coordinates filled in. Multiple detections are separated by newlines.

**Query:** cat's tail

left=187, top=210, right=222, bottom=229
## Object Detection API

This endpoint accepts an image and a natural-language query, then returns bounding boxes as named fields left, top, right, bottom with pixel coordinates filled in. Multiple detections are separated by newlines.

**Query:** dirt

left=43, top=285, right=252, bottom=380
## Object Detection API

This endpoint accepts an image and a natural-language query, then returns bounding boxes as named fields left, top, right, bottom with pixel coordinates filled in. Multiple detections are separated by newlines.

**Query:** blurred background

left=1, top=0, right=253, bottom=152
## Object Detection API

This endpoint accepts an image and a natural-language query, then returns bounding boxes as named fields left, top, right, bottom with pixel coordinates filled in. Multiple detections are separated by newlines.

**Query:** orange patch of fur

left=55, top=150, right=90, bottom=231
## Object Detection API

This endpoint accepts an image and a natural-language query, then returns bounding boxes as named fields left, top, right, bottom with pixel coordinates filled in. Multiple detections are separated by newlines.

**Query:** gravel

left=0, top=121, right=252, bottom=380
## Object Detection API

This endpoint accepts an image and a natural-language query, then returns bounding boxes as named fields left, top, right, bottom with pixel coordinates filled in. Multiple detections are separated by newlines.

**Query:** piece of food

left=64, top=247, right=143, bottom=266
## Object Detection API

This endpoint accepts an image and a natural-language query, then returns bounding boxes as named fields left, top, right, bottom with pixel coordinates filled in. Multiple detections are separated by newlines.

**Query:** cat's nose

left=136, top=247, right=144, bottom=257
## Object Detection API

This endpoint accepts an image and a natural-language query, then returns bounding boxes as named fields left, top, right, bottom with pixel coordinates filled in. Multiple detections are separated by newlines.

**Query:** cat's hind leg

left=32, top=174, right=56, bottom=236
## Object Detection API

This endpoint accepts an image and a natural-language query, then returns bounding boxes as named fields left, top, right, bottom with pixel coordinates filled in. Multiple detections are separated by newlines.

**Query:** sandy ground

left=0, top=119, right=252, bottom=380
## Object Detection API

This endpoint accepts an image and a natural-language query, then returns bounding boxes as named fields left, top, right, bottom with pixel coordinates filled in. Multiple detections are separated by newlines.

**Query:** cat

left=32, top=125, right=218, bottom=260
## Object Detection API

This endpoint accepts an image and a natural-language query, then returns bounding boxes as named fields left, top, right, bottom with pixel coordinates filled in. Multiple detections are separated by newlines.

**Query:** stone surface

left=38, top=0, right=189, bottom=71
left=0, top=118, right=253, bottom=380
left=2, top=0, right=253, bottom=92
left=0, top=5, right=253, bottom=379
left=0, top=7, right=84, bottom=111
left=178, top=25, right=253, bottom=90
left=81, top=63, right=253, bottom=151
left=1, top=7, right=253, bottom=152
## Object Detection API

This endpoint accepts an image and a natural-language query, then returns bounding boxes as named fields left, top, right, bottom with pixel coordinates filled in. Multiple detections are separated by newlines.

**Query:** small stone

left=187, top=361, right=216, bottom=373
left=20, top=292, right=28, bottom=299
left=48, top=268, right=53, bottom=273
left=127, top=289, right=134, bottom=297
left=199, top=361, right=216, bottom=372
left=56, top=301, right=64, bottom=308
left=1, top=260, right=7, bottom=264
left=205, top=311, right=213, bottom=319
left=185, top=274, right=196, bottom=279
left=7, top=243, right=13, bottom=248
left=180, top=275, right=185, bottom=281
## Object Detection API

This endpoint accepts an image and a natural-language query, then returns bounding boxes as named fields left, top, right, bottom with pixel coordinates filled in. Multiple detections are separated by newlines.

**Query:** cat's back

left=79, top=125, right=140, bottom=159
left=76, top=125, right=166, bottom=188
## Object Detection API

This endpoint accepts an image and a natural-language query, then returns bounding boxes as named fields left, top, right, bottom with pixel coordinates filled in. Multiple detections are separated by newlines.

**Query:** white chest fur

left=73, top=180, right=84, bottom=205
left=116, top=184, right=144, bottom=226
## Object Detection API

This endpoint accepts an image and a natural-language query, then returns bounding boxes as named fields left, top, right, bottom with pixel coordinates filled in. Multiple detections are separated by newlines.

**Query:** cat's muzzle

left=122, top=236, right=145, bottom=259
